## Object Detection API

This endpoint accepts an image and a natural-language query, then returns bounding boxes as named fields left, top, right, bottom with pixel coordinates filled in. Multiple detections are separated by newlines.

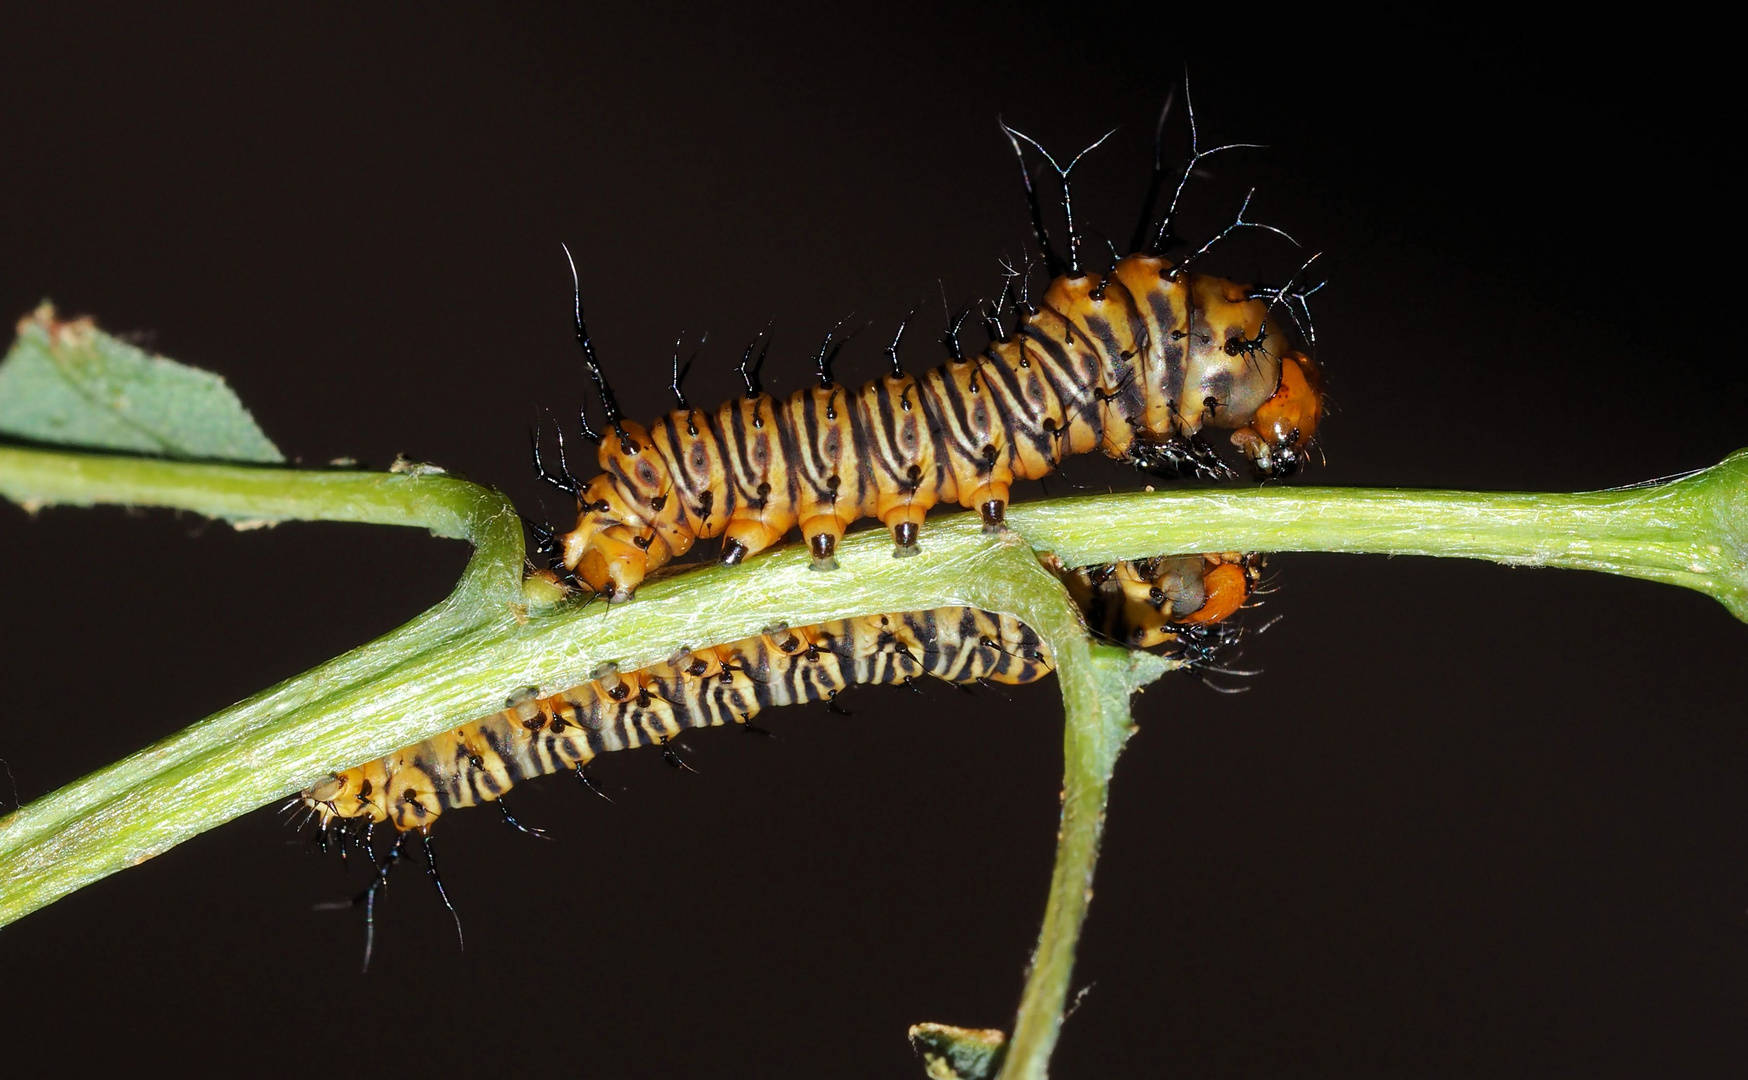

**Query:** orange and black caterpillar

left=536, top=110, right=1324, bottom=600
left=299, top=553, right=1260, bottom=835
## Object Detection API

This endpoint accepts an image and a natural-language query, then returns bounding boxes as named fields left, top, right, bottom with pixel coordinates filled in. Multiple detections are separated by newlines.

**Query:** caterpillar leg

left=878, top=497, right=931, bottom=556
left=788, top=381, right=870, bottom=571
left=719, top=515, right=788, bottom=567
left=1128, top=433, right=1236, bottom=482
left=799, top=511, right=851, bottom=570
left=967, top=478, right=1013, bottom=532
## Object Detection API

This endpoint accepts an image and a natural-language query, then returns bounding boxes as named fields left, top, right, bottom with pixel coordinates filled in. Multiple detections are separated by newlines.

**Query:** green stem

left=902, top=551, right=1168, bottom=1080
left=996, top=641, right=1169, bottom=1080
left=0, top=445, right=526, bottom=606
left=1007, top=451, right=1748, bottom=621
left=0, top=446, right=1078, bottom=926
left=2, top=444, right=1744, bottom=1080
left=0, top=445, right=502, bottom=539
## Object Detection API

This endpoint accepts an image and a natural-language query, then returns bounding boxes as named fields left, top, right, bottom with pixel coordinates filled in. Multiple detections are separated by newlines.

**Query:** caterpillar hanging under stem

left=295, top=551, right=1264, bottom=967
left=535, top=90, right=1325, bottom=601
left=298, top=88, right=1313, bottom=968
left=298, top=552, right=1262, bottom=836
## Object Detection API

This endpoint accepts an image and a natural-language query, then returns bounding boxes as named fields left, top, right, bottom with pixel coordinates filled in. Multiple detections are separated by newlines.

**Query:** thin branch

left=0, top=442, right=1743, bottom=1080
left=997, top=642, right=1167, bottom=1080
left=1003, top=458, right=1748, bottom=621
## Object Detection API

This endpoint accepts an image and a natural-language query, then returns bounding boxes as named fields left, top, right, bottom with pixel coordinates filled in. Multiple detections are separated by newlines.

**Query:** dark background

left=2, top=5, right=1744, bottom=1077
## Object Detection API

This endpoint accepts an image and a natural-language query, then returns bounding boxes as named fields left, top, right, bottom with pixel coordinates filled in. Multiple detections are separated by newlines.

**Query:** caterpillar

left=299, top=101, right=1300, bottom=960
left=540, top=113, right=1324, bottom=601
left=299, top=552, right=1261, bottom=836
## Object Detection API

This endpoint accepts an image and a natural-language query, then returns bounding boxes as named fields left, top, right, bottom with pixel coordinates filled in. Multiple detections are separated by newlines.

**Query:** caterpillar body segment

left=557, top=253, right=1322, bottom=600
left=301, top=608, right=1051, bottom=832
left=299, top=555, right=1258, bottom=834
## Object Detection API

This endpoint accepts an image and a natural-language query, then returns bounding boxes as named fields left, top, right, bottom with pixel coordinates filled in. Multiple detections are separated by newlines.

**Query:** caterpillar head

left=1231, top=353, right=1321, bottom=478
left=567, top=522, right=660, bottom=603
left=301, top=769, right=389, bottom=827
left=1051, top=554, right=1263, bottom=652
left=1113, top=555, right=1261, bottom=649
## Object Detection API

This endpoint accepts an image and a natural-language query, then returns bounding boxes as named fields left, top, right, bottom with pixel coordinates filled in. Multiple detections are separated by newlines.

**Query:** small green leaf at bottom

left=909, top=1023, right=1007, bottom=1080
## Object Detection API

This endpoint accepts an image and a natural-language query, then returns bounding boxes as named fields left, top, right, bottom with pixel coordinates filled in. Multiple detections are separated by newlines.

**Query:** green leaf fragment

left=0, top=304, right=283, bottom=462
left=909, top=1023, right=1007, bottom=1080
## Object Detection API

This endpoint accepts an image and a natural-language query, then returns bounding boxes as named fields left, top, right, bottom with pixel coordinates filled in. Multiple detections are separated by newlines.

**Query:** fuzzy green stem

left=0, top=446, right=1082, bottom=926
left=0, top=445, right=526, bottom=607
left=2, top=444, right=1744, bottom=1080
left=1007, top=451, right=1748, bottom=622
left=996, top=642, right=1168, bottom=1080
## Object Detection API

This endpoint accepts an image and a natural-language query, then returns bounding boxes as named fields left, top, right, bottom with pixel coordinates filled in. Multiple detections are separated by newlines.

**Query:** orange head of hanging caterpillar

left=1056, top=552, right=1265, bottom=656
left=1112, top=553, right=1264, bottom=650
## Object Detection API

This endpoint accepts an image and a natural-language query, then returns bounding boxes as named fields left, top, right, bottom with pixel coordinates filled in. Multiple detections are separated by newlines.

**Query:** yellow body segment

left=555, top=255, right=1320, bottom=599
left=300, top=554, right=1261, bottom=833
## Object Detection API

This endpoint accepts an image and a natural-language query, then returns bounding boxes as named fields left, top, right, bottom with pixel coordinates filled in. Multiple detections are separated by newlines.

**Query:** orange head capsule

left=1231, top=352, right=1321, bottom=477
left=1180, top=562, right=1250, bottom=625
left=573, top=523, right=658, bottom=601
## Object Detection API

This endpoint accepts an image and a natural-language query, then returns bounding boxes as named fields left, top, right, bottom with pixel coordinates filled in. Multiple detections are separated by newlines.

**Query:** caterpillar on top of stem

left=537, top=88, right=1325, bottom=601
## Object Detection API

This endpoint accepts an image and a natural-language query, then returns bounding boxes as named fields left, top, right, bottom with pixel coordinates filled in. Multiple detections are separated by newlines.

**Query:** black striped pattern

left=560, top=255, right=1321, bottom=600
left=301, top=608, right=1050, bottom=832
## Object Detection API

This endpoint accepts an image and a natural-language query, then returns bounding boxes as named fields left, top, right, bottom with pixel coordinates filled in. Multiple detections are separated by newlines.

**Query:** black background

left=2, top=5, right=1745, bottom=1077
